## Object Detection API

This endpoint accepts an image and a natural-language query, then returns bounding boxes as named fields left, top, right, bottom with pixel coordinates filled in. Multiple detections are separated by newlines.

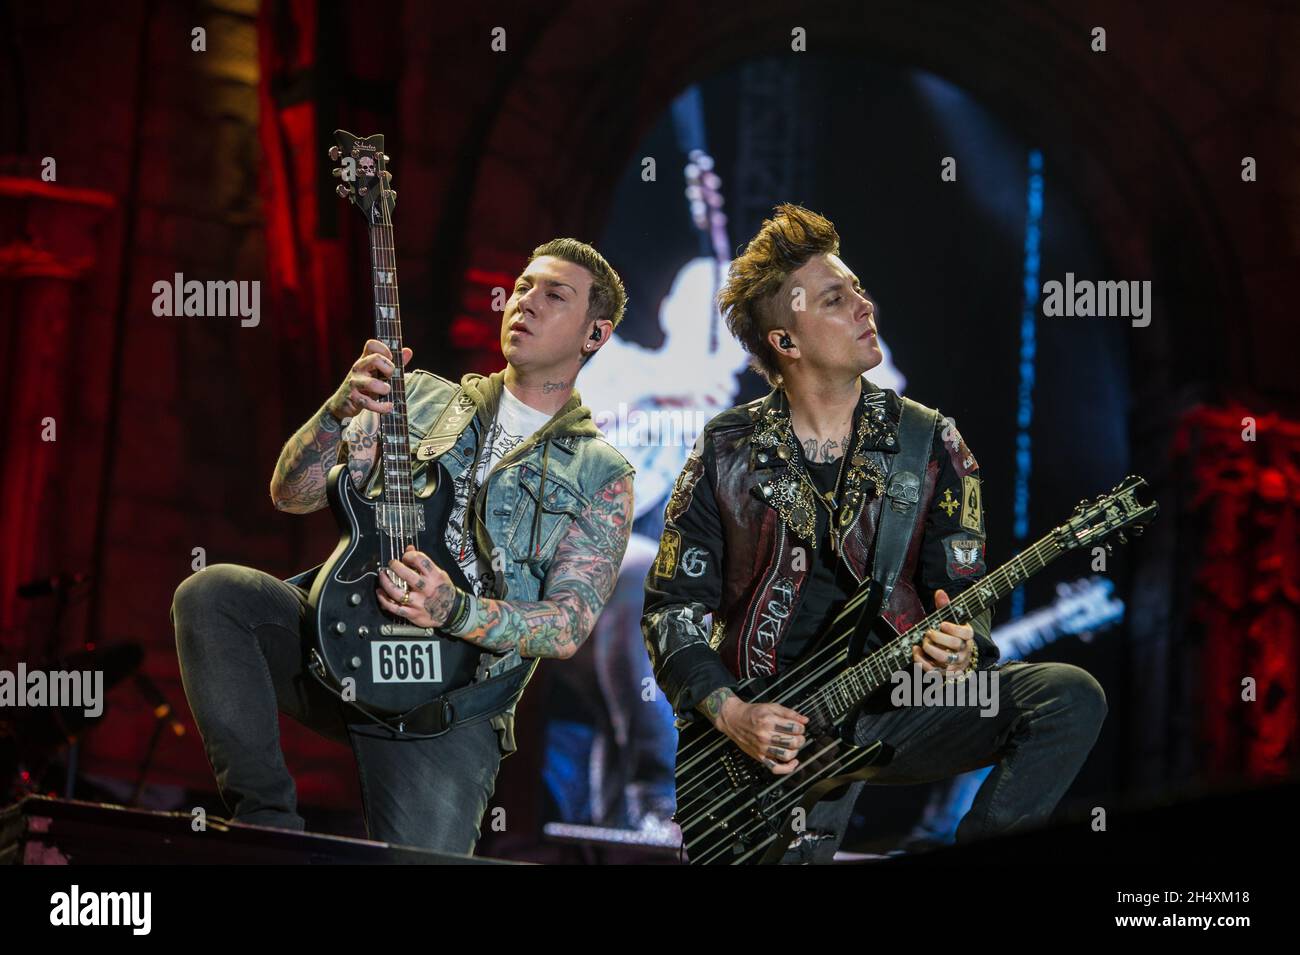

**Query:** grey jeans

left=783, top=659, right=1108, bottom=863
left=171, top=564, right=502, bottom=855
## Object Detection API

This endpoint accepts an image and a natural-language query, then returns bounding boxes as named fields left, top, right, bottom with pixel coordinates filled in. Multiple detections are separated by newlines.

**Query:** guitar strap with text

left=414, top=385, right=479, bottom=461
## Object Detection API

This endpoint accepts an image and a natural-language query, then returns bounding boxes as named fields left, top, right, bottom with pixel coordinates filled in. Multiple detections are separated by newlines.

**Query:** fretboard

left=814, top=530, right=1069, bottom=721
left=368, top=221, right=413, bottom=508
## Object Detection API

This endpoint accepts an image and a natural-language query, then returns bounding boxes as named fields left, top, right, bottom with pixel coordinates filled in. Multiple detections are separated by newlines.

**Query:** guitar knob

left=349, top=592, right=362, bottom=606
left=328, top=145, right=341, bottom=161
left=333, top=621, right=347, bottom=634
left=349, top=656, right=362, bottom=669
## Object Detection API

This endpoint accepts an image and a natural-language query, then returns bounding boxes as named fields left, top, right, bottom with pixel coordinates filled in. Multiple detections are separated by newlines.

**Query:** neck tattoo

left=541, top=380, right=569, bottom=394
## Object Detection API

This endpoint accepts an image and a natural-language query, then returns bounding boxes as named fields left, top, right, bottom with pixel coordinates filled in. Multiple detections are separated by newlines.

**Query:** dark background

left=1, top=0, right=1296, bottom=859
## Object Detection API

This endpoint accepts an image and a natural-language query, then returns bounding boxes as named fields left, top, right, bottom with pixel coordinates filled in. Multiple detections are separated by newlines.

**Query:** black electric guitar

left=306, top=130, right=479, bottom=728
left=674, top=475, right=1158, bottom=864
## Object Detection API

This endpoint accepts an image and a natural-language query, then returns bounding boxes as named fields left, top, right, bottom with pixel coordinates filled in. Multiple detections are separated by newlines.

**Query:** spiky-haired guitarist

left=643, top=205, right=1106, bottom=862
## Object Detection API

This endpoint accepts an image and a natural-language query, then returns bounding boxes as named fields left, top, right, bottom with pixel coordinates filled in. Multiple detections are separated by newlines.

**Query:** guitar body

left=674, top=586, right=902, bottom=865
left=307, top=462, right=480, bottom=718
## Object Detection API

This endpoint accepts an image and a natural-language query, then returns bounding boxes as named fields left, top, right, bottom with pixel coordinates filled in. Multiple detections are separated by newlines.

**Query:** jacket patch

left=653, top=528, right=682, bottom=579
left=937, top=488, right=960, bottom=518
left=960, top=475, right=983, bottom=533
left=750, top=577, right=796, bottom=676
left=680, top=546, right=709, bottom=578
left=666, top=452, right=705, bottom=524
left=939, top=416, right=979, bottom=476
left=944, top=533, right=986, bottom=578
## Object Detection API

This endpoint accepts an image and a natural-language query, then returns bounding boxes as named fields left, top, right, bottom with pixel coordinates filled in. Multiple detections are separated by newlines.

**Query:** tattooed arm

left=376, top=474, right=635, bottom=660
left=269, top=339, right=406, bottom=513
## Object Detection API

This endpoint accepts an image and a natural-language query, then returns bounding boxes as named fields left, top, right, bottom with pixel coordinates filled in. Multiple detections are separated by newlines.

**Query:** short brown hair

left=716, top=204, right=840, bottom=385
left=529, top=238, right=627, bottom=333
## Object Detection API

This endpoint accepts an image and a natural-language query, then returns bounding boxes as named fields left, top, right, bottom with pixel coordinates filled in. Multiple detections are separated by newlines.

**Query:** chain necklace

left=753, top=389, right=890, bottom=548
left=793, top=435, right=850, bottom=552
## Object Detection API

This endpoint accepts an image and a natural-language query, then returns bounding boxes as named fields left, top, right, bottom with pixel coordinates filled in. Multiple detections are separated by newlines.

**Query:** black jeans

left=783, top=660, right=1107, bottom=863
left=171, top=564, right=502, bottom=855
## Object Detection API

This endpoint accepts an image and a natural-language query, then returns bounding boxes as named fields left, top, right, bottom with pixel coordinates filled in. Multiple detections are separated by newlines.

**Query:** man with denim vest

left=642, top=206, right=1107, bottom=862
left=173, top=238, right=634, bottom=855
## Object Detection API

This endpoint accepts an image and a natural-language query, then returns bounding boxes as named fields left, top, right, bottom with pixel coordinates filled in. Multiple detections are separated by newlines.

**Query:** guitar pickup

left=379, top=624, right=438, bottom=637
left=376, top=503, right=426, bottom=532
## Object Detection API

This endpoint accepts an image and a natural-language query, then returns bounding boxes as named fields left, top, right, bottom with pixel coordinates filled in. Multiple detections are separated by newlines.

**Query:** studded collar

left=746, top=378, right=896, bottom=543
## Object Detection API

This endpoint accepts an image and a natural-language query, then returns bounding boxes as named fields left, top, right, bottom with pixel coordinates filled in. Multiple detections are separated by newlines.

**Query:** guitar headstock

left=1056, top=475, right=1159, bottom=554
left=684, top=149, right=726, bottom=238
left=328, top=129, right=395, bottom=225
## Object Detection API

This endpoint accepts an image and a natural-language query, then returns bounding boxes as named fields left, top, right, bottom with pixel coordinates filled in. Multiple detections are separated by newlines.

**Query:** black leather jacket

left=641, top=378, right=997, bottom=721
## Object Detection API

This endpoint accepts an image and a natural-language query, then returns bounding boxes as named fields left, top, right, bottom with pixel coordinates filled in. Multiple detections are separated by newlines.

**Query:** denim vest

left=368, top=369, right=633, bottom=753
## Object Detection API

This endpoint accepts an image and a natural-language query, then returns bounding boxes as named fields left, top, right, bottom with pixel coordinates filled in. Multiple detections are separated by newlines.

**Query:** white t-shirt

left=444, top=385, right=553, bottom=596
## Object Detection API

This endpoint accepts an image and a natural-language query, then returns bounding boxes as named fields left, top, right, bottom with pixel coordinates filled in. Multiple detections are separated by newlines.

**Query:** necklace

left=796, top=444, right=848, bottom=552
left=752, top=390, right=889, bottom=549
left=793, top=418, right=864, bottom=555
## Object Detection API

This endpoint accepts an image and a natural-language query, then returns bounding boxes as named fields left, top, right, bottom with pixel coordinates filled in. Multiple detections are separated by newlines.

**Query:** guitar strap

left=414, top=385, right=478, bottom=461
left=870, top=397, right=939, bottom=603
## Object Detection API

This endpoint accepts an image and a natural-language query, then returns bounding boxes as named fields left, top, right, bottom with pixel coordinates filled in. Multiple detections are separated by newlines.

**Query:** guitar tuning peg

left=382, top=154, right=390, bottom=162
left=1133, top=525, right=1145, bottom=536
left=1104, top=542, right=1113, bottom=554
left=328, top=145, right=341, bottom=161
left=331, top=167, right=343, bottom=178
left=336, top=184, right=350, bottom=198
left=358, top=186, right=368, bottom=196
left=382, top=171, right=392, bottom=181
left=1117, top=532, right=1128, bottom=545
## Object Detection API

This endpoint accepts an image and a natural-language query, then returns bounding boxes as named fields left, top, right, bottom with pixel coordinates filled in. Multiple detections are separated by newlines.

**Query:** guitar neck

left=826, top=530, right=1070, bottom=719
left=368, top=221, right=411, bottom=504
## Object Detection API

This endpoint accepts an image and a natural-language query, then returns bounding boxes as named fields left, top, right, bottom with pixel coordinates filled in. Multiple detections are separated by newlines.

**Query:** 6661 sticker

left=371, top=640, right=443, bottom=683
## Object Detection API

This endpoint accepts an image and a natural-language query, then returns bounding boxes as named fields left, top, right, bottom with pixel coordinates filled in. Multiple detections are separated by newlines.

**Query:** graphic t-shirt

left=443, top=384, right=553, bottom=596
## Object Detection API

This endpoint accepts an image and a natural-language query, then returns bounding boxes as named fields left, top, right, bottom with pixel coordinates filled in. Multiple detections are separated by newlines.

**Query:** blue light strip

left=1010, top=150, right=1044, bottom=620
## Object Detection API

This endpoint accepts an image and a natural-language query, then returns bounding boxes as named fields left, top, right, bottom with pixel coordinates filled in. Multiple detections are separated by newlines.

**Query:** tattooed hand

left=328, top=338, right=413, bottom=421
left=714, top=696, right=811, bottom=775
left=375, top=544, right=456, bottom=628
